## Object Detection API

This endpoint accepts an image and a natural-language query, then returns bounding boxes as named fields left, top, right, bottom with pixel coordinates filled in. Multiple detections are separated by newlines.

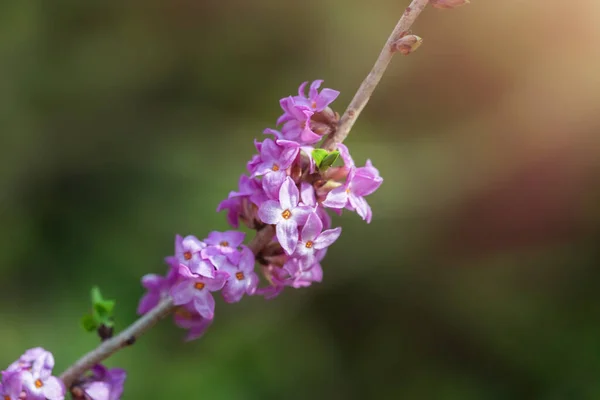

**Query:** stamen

left=281, top=209, right=292, bottom=219
left=35, top=379, right=43, bottom=388
left=194, top=282, right=205, bottom=290
left=220, top=241, right=229, bottom=247
left=183, top=251, right=192, bottom=261
left=272, top=164, right=280, bottom=172
left=235, top=272, right=244, bottom=280
left=311, top=101, right=317, bottom=109
left=305, top=241, right=314, bottom=249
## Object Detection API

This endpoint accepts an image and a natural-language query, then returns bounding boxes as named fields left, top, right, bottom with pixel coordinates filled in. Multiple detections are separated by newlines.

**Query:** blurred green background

left=2, top=0, right=600, bottom=398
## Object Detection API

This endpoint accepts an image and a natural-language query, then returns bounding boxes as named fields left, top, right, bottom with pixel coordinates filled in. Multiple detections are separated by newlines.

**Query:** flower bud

left=392, top=34, right=423, bottom=55
left=430, top=0, right=470, bottom=9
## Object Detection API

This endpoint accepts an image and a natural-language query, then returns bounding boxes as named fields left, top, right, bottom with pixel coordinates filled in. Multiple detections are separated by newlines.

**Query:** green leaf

left=82, top=286, right=117, bottom=333
left=91, top=286, right=103, bottom=305
left=319, top=150, right=340, bottom=171
left=94, top=300, right=116, bottom=318
left=311, top=149, right=328, bottom=168
left=81, top=314, right=98, bottom=332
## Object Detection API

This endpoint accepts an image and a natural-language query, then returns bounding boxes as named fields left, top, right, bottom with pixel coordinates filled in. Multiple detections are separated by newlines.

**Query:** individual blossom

left=20, top=351, right=65, bottom=400
left=251, top=138, right=299, bottom=178
left=293, top=213, right=341, bottom=268
left=5, top=347, right=52, bottom=373
left=170, top=266, right=228, bottom=319
left=173, top=304, right=213, bottom=342
left=283, top=255, right=324, bottom=289
left=258, top=177, right=313, bottom=255
left=322, top=160, right=383, bottom=223
left=251, top=138, right=299, bottom=198
left=136, top=266, right=177, bottom=315
left=166, top=234, right=214, bottom=278
left=203, top=230, right=245, bottom=262
left=77, top=365, right=126, bottom=400
left=292, top=80, right=340, bottom=113
left=275, top=81, right=339, bottom=144
left=220, top=246, right=259, bottom=303
left=0, top=371, right=24, bottom=400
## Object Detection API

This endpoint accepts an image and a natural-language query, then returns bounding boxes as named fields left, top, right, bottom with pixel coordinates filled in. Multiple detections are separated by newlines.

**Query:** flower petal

left=279, top=177, right=299, bottom=210
left=301, top=212, right=323, bottom=242
left=313, top=227, right=342, bottom=249
left=42, top=377, right=65, bottom=400
left=322, top=186, right=349, bottom=209
left=170, top=281, right=195, bottom=306
left=276, top=219, right=299, bottom=255
left=193, top=293, right=215, bottom=319
left=258, top=200, right=282, bottom=224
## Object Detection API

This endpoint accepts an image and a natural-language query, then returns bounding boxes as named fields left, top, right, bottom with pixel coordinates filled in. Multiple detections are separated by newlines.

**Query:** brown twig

left=322, top=0, right=430, bottom=151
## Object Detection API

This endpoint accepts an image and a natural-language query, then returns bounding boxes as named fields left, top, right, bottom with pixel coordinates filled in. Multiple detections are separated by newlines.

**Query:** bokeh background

left=2, top=0, right=600, bottom=398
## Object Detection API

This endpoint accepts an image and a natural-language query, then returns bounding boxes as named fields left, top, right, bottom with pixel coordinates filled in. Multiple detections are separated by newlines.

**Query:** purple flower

left=80, top=365, right=126, bottom=400
left=283, top=256, right=324, bottom=288
left=170, top=266, right=228, bottom=319
left=165, top=234, right=215, bottom=278
left=292, top=80, right=340, bottom=112
left=6, top=347, right=53, bottom=373
left=294, top=213, right=341, bottom=268
left=137, top=266, right=177, bottom=315
left=173, top=305, right=213, bottom=342
left=252, top=138, right=300, bottom=198
left=322, top=160, right=383, bottom=223
left=277, top=98, right=321, bottom=144
left=220, top=246, right=259, bottom=303
left=0, top=371, right=23, bottom=400
left=258, top=177, right=313, bottom=255
left=252, top=138, right=299, bottom=178
left=204, top=230, right=245, bottom=260
left=21, top=352, right=64, bottom=400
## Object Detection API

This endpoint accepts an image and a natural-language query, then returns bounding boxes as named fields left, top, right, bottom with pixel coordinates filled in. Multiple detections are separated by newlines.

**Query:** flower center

left=281, top=209, right=292, bottom=219
left=194, top=282, right=205, bottom=290
left=183, top=251, right=192, bottom=261
left=5, top=395, right=12, bottom=400
left=220, top=241, right=229, bottom=247
left=272, top=164, right=280, bottom=172
left=35, top=379, right=43, bottom=388
left=305, top=241, right=314, bottom=249
left=311, top=101, right=317, bottom=109
left=235, top=272, right=245, bottom=280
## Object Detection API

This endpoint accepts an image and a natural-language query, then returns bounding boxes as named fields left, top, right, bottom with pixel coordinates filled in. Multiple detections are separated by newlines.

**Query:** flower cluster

left=1, top=348, right=65, bottom=400
left=1, top=348, right=126, bottom=400
left=138, top=232, right=259, bottom=341
left=218, top=80, right=383, bottom=295
left=139, top=80, right=383, bottom=340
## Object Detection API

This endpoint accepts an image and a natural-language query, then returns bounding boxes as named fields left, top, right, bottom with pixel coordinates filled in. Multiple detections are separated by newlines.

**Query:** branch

left=59, top=0, right=432, bottom=388
left=322, top=0, right=430, bottom=151
left=60, top=226, right=275, bottom=388
left=60, top=296, right=174, bottom=388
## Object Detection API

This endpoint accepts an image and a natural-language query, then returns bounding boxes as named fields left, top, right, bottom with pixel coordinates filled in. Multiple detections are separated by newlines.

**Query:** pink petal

left=277, top=219, right=299, bottom=255
left=322, top=186, right=349, bottom=209
left=193, top=294, right=215, bottom=319
left=301, top=212, right=323, bottom=242
left=313, top=227, right=342, bottom=249
left=42, top=377, right=65, bottom=400
left=290, top=206, right=313, bottom=226
left=137, top=293, right=160, bottom=315
left=300, top=182, right=316, bottom=206
left=279, top=177, right=299, bottom=210
left=258, top=200, right=283, bottom=224
left=170, top=281, right=194, bottom=306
